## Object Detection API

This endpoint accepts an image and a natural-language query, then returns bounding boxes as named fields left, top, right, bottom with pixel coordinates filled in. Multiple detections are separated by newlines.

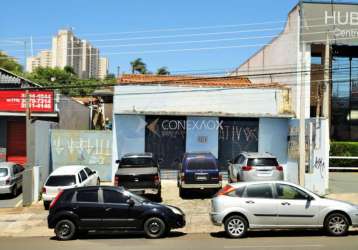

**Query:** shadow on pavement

left=180, top=189, right=216, bottom=200
left=211, top=229, right=358, bottom=238
left=50, top=231, right=186, bottom=241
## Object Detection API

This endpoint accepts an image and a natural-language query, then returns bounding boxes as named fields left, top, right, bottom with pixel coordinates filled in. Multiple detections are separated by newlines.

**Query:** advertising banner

left=0, top=90, right=54, bottom=113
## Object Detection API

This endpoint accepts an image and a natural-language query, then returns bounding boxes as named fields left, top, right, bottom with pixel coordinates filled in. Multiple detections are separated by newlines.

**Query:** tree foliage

left=0, top=51, right=23, bottom=74
left=156, top=67, right=170, bottom=75
left=130, top=58, right=148, bottom=74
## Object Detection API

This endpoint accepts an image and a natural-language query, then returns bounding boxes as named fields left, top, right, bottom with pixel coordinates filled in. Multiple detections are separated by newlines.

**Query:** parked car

left=227, top=152, right=283, bottom=182
left=177, top=152, right=222, bottom=197
left=48, top=186, right=185, bottom=240
left=0, top=162, right=24, bottom=197
left=114, top=153, right=161, bottom=199
left=42, top=165, right=100, bottom=210
left=210, top=181, right=358, bottom=238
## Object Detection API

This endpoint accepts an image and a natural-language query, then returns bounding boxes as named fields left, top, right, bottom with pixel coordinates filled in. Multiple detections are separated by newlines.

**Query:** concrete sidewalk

left=0, top=180, right=357, bottom=237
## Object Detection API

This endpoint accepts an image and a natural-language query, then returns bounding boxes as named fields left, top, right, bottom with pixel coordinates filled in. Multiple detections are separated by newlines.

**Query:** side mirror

left=227, top=160, right=233, bottom=164
left=92, top=170, right=97, bottom=175
left=127, top=198, right=135, bottom=207
left=306, top=195, right=313, bottom=201
left=115, top=160, right=121, bottom=164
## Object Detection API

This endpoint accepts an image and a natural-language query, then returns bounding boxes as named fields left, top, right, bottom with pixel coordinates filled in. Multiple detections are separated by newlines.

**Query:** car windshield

left=120, top=158, right=153, bottom=167
left=0, top=168, right=8, bottom=177
left=186, top=157, right=217, bottom=170
left=247, top=158, right=278, bottom=166
left=46, top=175, right=76, bottom=186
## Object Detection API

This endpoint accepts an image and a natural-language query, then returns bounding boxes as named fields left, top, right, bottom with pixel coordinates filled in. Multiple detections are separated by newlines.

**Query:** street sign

left=0, top=90, right=54, bottom=113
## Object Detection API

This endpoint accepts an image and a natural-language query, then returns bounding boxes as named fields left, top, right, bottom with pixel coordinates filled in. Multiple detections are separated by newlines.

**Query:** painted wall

left=113, top=85, right=291, bottom=118
left=51, top=130, right=112, bottom=181
left=258, top=118, right=288, bottom=164
left=0, top=118, right=6, bottom=148
left=57, top=96, right=90, bottom=130
left=186, top=116, right=219, bottom=158
left=112, top=114, right=145, bottom=179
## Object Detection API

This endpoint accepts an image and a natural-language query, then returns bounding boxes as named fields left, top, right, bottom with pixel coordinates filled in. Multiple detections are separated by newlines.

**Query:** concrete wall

left=258, top=118, right=288, bottom=164
left=233, top=7, right=310, bottom=118
left=114, top=85, right=291, bottom=118
left=186, top=116, right=219, bottom=158
left=112, top=115, right=145, bottom=179
left=57, top=96, right=90, bottom=130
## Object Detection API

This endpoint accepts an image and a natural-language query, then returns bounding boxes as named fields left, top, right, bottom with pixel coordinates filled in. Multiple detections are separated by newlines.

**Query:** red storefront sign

left=0, top=90, right=54, bottom=113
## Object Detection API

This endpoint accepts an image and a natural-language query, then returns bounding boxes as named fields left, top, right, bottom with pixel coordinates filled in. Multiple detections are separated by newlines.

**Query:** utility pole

left=117, top=66, right=121, bottom=77
left=25, top=90, right=31, bottom=167
left=322, top=34, right=330, bottom=119
left=298, top=0, right=306, bottom=186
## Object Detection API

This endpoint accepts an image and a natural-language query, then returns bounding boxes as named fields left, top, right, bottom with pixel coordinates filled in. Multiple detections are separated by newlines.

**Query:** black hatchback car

left=177, top=152, right=222, bottom=197
left=48, top=186, right=185, bottom=240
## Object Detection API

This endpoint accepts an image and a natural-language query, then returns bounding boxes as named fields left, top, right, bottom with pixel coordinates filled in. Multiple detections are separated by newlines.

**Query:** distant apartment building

left=26, top=50, right=52, bottom=72
left=98, top=57, right=109, bottom=79
left=26, top=29, right=108, bottom=79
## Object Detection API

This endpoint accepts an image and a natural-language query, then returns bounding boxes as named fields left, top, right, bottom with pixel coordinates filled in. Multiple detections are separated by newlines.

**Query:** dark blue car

left=177, top=152, right=222, bottom=197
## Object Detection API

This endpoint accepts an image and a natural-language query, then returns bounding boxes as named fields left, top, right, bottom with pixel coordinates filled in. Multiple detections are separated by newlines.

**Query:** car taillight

left=50, top=190, right=64, bottom=209
left=154, top=175, right=160, bottom=185
left=216, top=185, right=235, bottom=196
left=42, top=187, right=46, bottom=194
left=5, top=177, right=10, bottom=185
left=114, top=176, right=119, bottom=186
left=242, top=165, right=253, bottom=171
left=276, top=165, right=283, bottom=171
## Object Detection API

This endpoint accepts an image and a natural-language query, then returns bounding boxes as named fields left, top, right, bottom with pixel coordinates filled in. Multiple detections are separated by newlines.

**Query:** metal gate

left=6, top=118, right=27, bottom=165
left=218, top=118, right=259, bottom=169
left=145, top=116, right=186, bottom=170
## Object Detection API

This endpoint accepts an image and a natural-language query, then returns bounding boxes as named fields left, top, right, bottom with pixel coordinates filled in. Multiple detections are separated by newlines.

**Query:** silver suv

left=0, top=162, right=24, bottom=197
left=227, top=152, right=283, bottom=182
left=210, top=181, right=358, bottom=238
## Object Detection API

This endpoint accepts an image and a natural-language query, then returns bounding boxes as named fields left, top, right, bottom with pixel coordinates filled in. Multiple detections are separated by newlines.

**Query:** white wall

left=114, top=85, right=290, bottom=118
left=186, top=116, right=219, bottom=158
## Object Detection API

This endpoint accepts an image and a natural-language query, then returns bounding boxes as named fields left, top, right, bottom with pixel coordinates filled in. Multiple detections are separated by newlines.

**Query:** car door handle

left=246, top=200, right=255, bottom=204
left=105, top=207, right=112, bottom=212
left=281, top=202, right=291, bottom=206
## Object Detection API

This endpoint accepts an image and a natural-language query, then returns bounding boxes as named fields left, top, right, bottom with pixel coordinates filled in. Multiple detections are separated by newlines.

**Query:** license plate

left=196, top=176, right=208, bottom=181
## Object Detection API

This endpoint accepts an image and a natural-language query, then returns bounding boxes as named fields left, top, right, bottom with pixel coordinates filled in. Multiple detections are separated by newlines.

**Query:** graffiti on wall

left=313, top=157, right=326, bottom=178
left=51, top=130, right=112, bottom=181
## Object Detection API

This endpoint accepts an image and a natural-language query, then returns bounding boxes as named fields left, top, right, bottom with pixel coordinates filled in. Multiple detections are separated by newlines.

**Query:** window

left=186, top=158, right=218, bottom=170
left=76, top=189, right=98, bottom=203
left=276, top=184, right=309, bottom=200
left=46, top=175, right=76, bottom=186
left=84, top=168, right=92, bottom=176
left=233, top=155, right=244, bottom=164
left=78, top=174, right=82, bottom=183
left=0, top=168, right=8, bottom=177
left=245, top=184, right=273, bottom=199
left=247, top=158, right=278, bottom=166
left=80, top=170, right=88, bottom=182
left=227, top=186, right=245, bottom=197
left=120, top=157, right=153, bottom=167
left=103, top=190, right=127, bottom=204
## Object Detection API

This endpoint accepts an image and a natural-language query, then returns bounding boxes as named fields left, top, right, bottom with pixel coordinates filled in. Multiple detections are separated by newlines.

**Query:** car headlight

left=167, top=206, right=183, bottom=215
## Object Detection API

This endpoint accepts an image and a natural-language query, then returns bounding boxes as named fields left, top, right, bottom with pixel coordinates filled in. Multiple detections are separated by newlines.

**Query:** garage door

left=6, top=119, right=26, bottom=165
left=145, top=116, right=186, bottom=170
left=218, top=118, right=259, bottom=170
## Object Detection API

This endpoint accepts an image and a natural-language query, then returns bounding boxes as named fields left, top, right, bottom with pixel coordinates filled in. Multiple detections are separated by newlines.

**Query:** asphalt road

left=1, top=231, right=358, bottom=250
left=329, top=172, right=358, bottom=193
left=0, top=192, right=22, bottom=208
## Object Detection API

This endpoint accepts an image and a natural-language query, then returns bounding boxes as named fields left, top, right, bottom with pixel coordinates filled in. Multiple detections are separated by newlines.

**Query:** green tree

left=64, top=65, right=76, bottom=75
left=130, top=58, right=148, bottom=74
left=156, top=67, right=170, bottom=75
left=0, top=51, right=23, bottom=74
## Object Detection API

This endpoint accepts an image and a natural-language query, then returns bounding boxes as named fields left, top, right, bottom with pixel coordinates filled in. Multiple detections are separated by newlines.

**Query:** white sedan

left=42, top=165, right=100, bottom=209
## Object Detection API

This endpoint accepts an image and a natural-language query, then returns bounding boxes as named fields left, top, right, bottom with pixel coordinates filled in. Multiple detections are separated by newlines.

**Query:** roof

left=118, top=74, right=288, bottom=89
left=51, top=165, right=87, bottom=175
left=0, top=67, right=41, bottom=87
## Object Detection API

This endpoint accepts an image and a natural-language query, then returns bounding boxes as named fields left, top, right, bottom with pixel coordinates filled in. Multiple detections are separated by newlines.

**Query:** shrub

left=330, top=141, right=358, bottom=167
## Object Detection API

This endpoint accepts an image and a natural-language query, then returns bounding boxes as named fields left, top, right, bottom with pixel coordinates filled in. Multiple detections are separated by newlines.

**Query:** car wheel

left=227, top=171, right=232, bottom=183
left=12, top=185, right=18, bottom=197
left=55, top=219, right=77, bottom=241
left=179, top=187, right=185, bottom=198
left=224, top=215, right=248, bottom=238
left=325, top=213, right=349, bottom=236
left=96, top=178, right=100, bottom=186
left=156, top=188, right=162, bottom=201
left=144, top=217, right=166, bottom=238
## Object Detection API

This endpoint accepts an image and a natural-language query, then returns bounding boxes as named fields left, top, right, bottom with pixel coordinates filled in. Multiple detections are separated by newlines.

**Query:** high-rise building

left=98, top=57, right=109, bottom=79
left=26, top=29, right=105, bottom=79
left=26, top=50, right=52, bottom=72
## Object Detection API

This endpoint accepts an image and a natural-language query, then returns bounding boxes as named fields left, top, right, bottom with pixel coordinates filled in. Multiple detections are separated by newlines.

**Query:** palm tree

left=130, top=58, right=147, bottom=74
left=156, top=67, right=170, bottom=75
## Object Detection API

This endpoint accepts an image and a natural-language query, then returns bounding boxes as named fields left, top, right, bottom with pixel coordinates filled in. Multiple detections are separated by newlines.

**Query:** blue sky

left=0, top=0, right=303, bottom=75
